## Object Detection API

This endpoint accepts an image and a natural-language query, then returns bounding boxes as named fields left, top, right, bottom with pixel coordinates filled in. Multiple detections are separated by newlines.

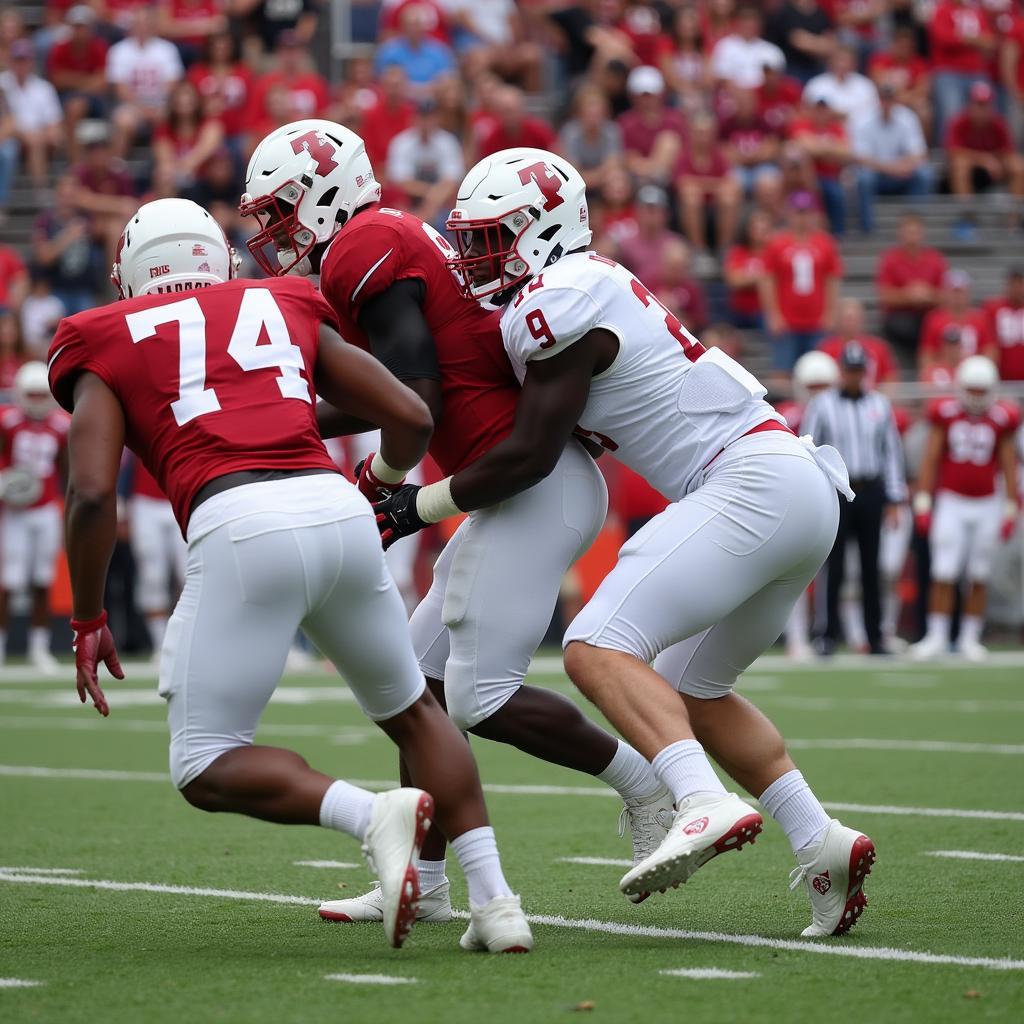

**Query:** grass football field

left=1, top=653, right=1022, bottom=1023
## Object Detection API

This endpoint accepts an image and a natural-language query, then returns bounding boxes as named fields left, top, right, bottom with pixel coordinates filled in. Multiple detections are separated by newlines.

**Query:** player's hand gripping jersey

left=319, top=206, right=520, bottom=474
left=929, top=397, right=1021, bottom=498
left=502, top=252, right=788, bottom=500
left=47, top=276, right=339, bottom=530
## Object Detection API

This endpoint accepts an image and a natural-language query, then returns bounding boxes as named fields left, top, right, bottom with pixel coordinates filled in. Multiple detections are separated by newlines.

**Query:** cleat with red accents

left=789, top=820, right=877, bottom=937
left=459, top=895, right=533, bottom=954
left=618, top=792, right=763, bottom=898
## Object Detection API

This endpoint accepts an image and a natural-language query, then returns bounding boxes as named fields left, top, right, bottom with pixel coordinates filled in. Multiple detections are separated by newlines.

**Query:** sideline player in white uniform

left=47, top=198, right=530, bottom=953
left=375, top=149, right=877, bottom=937
left=0, top=362, right=68, bottom=672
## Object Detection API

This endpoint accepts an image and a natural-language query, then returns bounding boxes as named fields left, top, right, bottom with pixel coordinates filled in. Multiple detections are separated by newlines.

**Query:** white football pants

left=130, top=495, right=187, bottom=613
left=1, top=502, right=61, bottom=591
left=930, top=490, right=1000, bottom=583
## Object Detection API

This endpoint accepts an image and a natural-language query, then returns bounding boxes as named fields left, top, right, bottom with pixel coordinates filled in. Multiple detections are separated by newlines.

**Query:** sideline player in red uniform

left=0, top=362, right=68, bottom=673
left=982, top=266, right=1024, bottom=382
left=911, top=356, right=1020, bottom=661
left=47, top=197, right=528, bottom=953
left=241, top=120, right=670, bottom=929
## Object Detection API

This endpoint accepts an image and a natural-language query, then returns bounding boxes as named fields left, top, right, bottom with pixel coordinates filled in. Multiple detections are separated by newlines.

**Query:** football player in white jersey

left=375, top=148, right=877, bottom=937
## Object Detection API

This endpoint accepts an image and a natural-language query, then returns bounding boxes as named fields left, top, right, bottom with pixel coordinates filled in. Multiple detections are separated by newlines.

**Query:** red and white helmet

left=14, top=361, right=53, bottom=420
left=446, top=147, right=591, bottom=301
left=112, top=198, right=236, bottom=299
left=792, top=351, right=838, bottom=402
left=956, top=354, right=999, bottom=415
left=241, top=119, right=380, bottom=277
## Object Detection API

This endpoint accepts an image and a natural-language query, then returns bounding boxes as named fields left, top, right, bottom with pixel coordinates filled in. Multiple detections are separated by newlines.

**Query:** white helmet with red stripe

left=955, top=354, right=999, bottom=415
left=112, top=198, right=236, bottom=299
left=241, top=119, right=380, bottom=277
left=446, top=147, right=591, bottom=302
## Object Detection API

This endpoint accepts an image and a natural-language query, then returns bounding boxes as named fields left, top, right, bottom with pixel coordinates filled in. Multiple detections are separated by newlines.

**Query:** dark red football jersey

left=0, top=407, right=69, bottom=508
left=318, top=205, right=519, bottom=476
left=47, top=276, right=339, bottom=531
left=929, top=397, right=1020, bottom=498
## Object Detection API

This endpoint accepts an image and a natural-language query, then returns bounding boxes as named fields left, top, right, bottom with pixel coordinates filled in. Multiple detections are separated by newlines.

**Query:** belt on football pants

left=189, top=468, right=340, bottom=518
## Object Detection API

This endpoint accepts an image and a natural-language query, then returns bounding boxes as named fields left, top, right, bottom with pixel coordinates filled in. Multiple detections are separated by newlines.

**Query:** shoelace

left=617, top=804, right=675, bottom=852
left=788, top=865, right=808, bottom=892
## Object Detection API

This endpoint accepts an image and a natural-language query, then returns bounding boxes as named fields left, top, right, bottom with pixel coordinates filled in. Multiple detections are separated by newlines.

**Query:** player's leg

left=565, top=443, right=840, bottom=897
left=912, top=492, right=966, bottom=658
left=854, top=480, right=885, bottom=652
left=959, top=496, right=999, bottom=660
left=0, top=508, right=29, bottom=665
left=880, top=503, right=912, bottom=650
left=304, top=512, right=531, bottom=952
left=26, top=504, right=60, bottom=673
left=129, top=496, right=173, bottom=655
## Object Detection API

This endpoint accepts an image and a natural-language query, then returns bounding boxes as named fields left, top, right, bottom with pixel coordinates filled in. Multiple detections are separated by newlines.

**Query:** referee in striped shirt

left=802, top=342, right=908, bottom=655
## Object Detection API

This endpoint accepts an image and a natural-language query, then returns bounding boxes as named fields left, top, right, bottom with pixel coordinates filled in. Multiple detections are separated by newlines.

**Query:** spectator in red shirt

left=759, top=190, right=843, bottom=381
left=947, top=80, right=1024, bottom=212
left=675, top=112, right=740, bottom=254
left=1001, top=6, right=1024, bottom=148
left=71, top=120, right=137, bottom=263
left=187, top=32, right=253, bottom=147
left=653, top=238, right=710, bottom=334
left=152, top=80, right=224, bottom=194
left=869, top=24, right=932, bottom=138
left=46, top=6, right=108, bottom=162
left=243, top=82, right=293, bottom=161
left=248, top=31, right=329, bottom=125
left=0, top=311, right=25, bottom=389
left=788, top=95, right=852, bottom=234
left=720, top=86, right=783, bottom=201
left=0, top=243, right=27, bottom=312
left=615, top=184, right=685, bottom=286
left=818, top=297, right=898, bottom=390
left=919, top=269, right=998, bottom=376
left=476, top=84, right=555, bottom=158
left=657, top=5, right=711, bottom=113
left=157, top=0, right=227, bottom=66
left=876, top=212, right=947, bottom=358
left=930, top=0, right=996, bottom=141
left=599, top=164, right=639, bottom=251
left=757, top=56, right=804, bottom=131
left=983, top=266, right=1024, bottom=381
left=723, top=208, right=772, bottom=329
left=617, top=65, right=687, bottom=185
left=358, top=65, right=415, bottom=170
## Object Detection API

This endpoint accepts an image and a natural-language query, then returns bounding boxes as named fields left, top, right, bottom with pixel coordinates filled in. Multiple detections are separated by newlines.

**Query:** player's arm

left=998, top=431, right=1020, bottom=539
left=65, top=372, right=126, bottom=716
left=912, top=421, right=944, bottom=533
left=313, top=323, right=433, bottom=477
left=373, top=331, right=608, bottom=548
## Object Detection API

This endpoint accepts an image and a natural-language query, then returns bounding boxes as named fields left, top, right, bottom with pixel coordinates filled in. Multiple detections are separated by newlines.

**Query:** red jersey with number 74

left=46, top=276, right=339, bottom=531
left=499, top=251, right=784, bottom=502
left=318, top=205, right=519, bottom=476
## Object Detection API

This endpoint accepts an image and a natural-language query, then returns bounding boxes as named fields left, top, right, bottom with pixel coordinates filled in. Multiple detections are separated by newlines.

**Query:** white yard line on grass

left=293, top=861, right=360, bottom=870
left=1, top=869, right=1022, bottom=972
left=787, top=738, right=1024, bottom=756
left=559, top=857, right=633, bottom=867
left=324, top=974, right=417, bottom=985
left=659, top=968, right=760, bottom=980
left=0, top=979, right=42, bottom=988
left=4, top=765, right=1024, bottom=822
left=925, top=850, right=1024, bottom=863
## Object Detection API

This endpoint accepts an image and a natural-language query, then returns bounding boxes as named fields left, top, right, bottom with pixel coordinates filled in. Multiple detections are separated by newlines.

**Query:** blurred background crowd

left=2, top=0, right=1024, bottom=662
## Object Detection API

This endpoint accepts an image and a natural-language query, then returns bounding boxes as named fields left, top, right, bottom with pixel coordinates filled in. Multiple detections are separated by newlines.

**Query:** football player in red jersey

left=241, top=120, right=670, bottom=927
left=0, top=362, right=68, bottom=673
left=911, top=356, right=1020, bottom=662
left=982, top=266, right=1024, bottom=381
left=47, top=197, right=530, bottom=953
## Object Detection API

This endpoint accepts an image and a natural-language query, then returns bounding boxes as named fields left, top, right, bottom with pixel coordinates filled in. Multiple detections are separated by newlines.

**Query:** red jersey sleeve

left=47, top=317, right=119, bottom=413
left=928, top=396, right=955, bottom=425
left=822, top=235, right=842, bottom=278
left=319, top=220, right=406, bottom=324
left=761, top=237, right=783, bottom=275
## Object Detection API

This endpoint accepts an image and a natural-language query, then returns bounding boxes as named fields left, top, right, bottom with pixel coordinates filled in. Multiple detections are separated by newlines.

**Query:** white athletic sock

left=926, top=612, right=950, bottom=641
left=29, top=627, right=51, bottom=656
left=961, top=615, right=983, bottom=645
left=450, top=826, right=512, bottom=906
left=597, top=740, right=663, bottom=803
left=318, top=780, right=375, bottom=841
left=759, top=769, right=831, bottom=854
left=417, top=858, right=447, bottom=890
left=651, top=740, right=727, bottom=805
left=148, top=615, right=168, bottom=653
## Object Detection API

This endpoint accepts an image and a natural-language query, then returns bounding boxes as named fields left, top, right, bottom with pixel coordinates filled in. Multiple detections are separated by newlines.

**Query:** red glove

left=71, top=611, right=124, bottom=717
left=1001, top=511, right=1019, bottom=543
left=914, top=511, right=932, bottom=536
left=354, top=452, right=406, bottom=503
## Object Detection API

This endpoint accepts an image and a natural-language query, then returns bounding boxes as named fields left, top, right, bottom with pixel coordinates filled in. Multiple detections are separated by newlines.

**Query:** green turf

left=1, top=657, right=1022, bottom=1023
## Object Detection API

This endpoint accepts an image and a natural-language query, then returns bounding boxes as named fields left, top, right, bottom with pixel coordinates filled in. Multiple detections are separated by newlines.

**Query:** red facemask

left=240, top=183, right=315, bottom=277
left=446, top=211, right=530, bottom=300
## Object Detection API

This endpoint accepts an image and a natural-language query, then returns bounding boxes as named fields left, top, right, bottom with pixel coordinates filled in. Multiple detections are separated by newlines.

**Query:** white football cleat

left=459, top=895, right=533, bottom=954
left=910, top=633, right=947, bottom=661
left=617, top=786, right=675, bottom=904
left=958, top=637, right=989, bottom=662
left=619, top=792, right=762, bottom=898
left=319, top=879, right=452, bottom=923
left=789, top=819, right=876, bottom=937
left=360, top=788, right=433, bottom=948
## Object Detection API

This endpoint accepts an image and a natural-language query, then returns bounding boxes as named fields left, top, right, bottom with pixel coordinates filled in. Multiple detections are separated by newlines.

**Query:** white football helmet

left=14, top=361, right=53, bottom=420
left=112, top=198, right=236, bottom=299
left=241, top=119, right=380, bottom=277
left=956, top=354, right=999, bottom=415
left=792, top=351, right=839, bottom=402
left=447, top=147, right=591, bottom=301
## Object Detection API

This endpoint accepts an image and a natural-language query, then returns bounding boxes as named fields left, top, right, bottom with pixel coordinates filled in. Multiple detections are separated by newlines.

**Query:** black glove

left=373, top=484, right=427, bottom=550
